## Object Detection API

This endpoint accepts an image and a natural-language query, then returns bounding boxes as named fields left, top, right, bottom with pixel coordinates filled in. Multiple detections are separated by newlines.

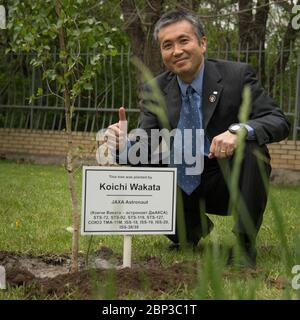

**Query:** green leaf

left=87, top=18, right=95, bottom=25
left=73, top=29, right=80, bottom=37
left=83, top=83, right=93, bottom=90
left=83, top=26, right=92, bottom=33
left=90, top=54, right=101, bottom=65
left=28, top=94, right=35, bottom=104
left=70, top=106, right=75, bottom=116
left=37, top=87, right=43, bottom=96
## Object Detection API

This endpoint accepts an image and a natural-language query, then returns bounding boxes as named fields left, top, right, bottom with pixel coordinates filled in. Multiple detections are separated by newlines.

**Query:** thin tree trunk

left=120, top=0, right=163, bottom=78
left=238, top=0, right=253, bottom=50
left=55, top=0, right=79, bottom=273
left=269, top=0, right=299, bottom=92
left=238, top=0, right=269, bottom=84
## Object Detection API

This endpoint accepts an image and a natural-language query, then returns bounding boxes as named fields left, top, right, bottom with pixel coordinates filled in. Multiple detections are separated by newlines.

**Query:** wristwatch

left=228, top=123, right=247, bottom=134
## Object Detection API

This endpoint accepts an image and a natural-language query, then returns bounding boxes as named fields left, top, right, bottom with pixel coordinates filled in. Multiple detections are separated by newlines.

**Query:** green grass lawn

left=0, top=159, right=300, bottom=299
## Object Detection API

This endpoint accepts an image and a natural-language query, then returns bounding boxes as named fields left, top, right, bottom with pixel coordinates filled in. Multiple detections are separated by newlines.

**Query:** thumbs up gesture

left=118, top=106, right=126, bottom=123
left=105, top=106, right=128, bottom=152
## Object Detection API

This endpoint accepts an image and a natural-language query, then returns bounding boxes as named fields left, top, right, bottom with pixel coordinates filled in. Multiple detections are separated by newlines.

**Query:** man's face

left=158, top=20, right=207, bottom=83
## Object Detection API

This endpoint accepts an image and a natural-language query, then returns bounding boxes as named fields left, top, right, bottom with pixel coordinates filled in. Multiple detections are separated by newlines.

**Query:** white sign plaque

left=81, top=166, right=177, bottom=235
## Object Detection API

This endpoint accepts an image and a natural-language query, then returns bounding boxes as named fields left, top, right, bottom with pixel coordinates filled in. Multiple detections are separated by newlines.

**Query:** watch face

left=231, top=124, right=240, bottom=131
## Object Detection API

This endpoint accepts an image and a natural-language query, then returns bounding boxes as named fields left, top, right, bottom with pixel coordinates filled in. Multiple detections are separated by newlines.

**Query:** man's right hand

left=105, top=106, right=127, bottom=152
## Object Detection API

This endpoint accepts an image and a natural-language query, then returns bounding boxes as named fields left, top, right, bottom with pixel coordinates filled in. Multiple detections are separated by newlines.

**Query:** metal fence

left=0, top=44, right=300, bottom=139
left=0, top=47, right=140, bottom=133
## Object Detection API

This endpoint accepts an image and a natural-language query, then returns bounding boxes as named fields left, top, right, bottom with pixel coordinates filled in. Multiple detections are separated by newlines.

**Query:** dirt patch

left=0, top=247, right=198, bottom=299
left=0, top=247, right=286, bottom=299
left=36, top=262, right=198, bottom=299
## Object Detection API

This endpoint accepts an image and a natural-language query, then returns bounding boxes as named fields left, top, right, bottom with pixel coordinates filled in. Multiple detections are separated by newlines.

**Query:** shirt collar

left=177, top=63, right=204, bottom=97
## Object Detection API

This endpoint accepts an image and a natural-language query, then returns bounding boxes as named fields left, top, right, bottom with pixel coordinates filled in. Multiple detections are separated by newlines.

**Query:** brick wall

left=1, top=128, right=300, bottom=170
left=267, top=140, right=300, bottom=170
left=0, top=128, right=97, bottom=165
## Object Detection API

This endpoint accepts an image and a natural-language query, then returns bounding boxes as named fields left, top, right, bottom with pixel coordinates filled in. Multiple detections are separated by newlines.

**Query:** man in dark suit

left=105, top=10, right=290, bottom=267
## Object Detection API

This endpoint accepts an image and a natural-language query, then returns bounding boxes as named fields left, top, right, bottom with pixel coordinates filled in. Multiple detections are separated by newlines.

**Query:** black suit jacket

left=138, top=59, right=290, bottom=150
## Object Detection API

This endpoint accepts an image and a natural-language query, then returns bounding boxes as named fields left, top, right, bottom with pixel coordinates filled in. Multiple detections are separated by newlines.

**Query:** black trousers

left=168, top=141, right=272, bottom=245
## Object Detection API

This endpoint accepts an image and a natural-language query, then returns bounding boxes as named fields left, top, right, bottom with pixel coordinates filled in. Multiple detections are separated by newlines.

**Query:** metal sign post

left=0, top=266, right=6, bottom=290
left=123, top=235, right=132, bottom=268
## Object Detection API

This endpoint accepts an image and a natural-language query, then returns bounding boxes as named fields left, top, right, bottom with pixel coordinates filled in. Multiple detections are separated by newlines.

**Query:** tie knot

left=186, top=85, right=194, bottom=96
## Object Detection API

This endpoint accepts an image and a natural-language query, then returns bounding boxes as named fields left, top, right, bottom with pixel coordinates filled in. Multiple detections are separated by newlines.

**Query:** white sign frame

left=81, top=166, right=177, bottom=235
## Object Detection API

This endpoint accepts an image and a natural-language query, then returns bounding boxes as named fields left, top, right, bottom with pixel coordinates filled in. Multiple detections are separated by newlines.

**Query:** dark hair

left=153, top=9, right=205, bottom=42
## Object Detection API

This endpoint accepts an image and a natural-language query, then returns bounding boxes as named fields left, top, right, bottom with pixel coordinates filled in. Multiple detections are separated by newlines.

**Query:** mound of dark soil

left=36, top=262, right=197, bottom=299
left=0, top=247, right=198, bottom=299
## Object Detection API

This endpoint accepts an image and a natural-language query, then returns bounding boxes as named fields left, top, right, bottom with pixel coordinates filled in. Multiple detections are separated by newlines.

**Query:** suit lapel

left=163, top=75, right=181, bottom=129
left=202, top=60, right=223, bottom=129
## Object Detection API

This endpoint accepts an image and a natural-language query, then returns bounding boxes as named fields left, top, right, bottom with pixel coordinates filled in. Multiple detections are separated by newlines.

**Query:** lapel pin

left=213, top=91, right=218, bottom=94
left=209, top=94, right=216, bottom=103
